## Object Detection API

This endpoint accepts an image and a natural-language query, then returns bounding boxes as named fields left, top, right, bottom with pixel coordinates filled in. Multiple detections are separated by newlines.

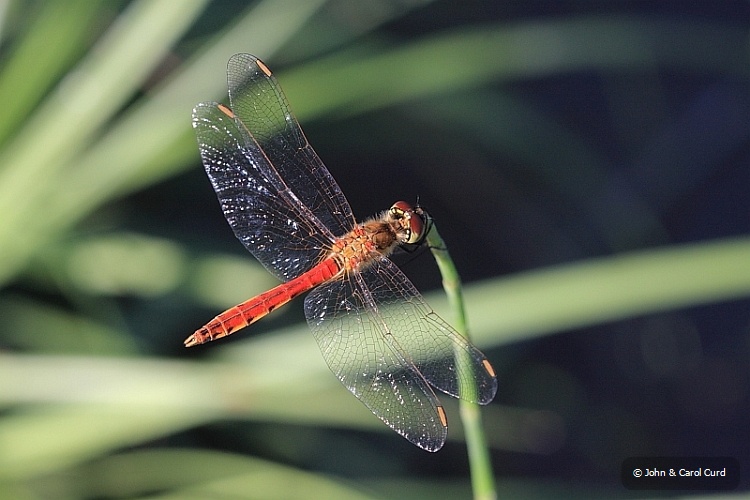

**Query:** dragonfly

left=186, top=53, right=497, bottom=452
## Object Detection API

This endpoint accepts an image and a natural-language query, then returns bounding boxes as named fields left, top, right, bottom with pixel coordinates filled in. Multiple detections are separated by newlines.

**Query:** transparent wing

left=192, top=53, right=355, bottom=282
left=305, top=260, right=447, bottom=451
left=226, top=53, right=355, bottom=239
left=193, top=103, right=332, bottom=281
left=304, top=258, right=497, bottom=451
left=364, top=260, right=497, bottom=404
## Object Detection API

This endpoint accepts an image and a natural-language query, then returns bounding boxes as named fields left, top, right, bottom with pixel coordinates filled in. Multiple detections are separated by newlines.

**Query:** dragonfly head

left=389, top=201, right=430, bottom=245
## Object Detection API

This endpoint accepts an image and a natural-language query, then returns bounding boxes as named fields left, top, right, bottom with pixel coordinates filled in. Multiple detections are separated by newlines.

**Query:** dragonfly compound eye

left=390, top=201, right=425, bottom=245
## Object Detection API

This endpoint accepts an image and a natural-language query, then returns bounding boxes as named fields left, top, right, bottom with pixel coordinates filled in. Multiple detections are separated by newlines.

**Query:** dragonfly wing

left=193, top=103, right=335, bottom=281
left=226, top=53, right=355, bottom=241
left=305, top=262, right=448, bottom=452
left=308, top=255, right=497, bottom=399
left=362, top=259, right=497, bottom=404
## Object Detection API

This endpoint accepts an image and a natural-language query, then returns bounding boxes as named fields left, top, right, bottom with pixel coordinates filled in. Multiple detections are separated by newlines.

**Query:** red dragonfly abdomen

left=184, top=258, right=340, bottom=347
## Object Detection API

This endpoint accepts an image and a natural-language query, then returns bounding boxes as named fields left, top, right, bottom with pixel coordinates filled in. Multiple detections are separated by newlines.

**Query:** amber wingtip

left=256, top=58, right=272, bottom=77
left=217, top=103, right=235, bottom=118
left=482, top=359, right=496, bottom=378
left=436, top=405, right=448, bottom=427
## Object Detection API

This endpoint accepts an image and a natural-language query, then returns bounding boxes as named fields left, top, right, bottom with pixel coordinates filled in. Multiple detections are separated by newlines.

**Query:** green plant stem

left=425, top=222, right=496, bottom=500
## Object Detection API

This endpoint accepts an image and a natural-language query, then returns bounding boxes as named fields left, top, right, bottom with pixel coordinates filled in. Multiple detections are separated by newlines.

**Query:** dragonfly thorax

left=331, top=222, right=398, bottom=274
left=331, top=202, right=426, bottom=274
